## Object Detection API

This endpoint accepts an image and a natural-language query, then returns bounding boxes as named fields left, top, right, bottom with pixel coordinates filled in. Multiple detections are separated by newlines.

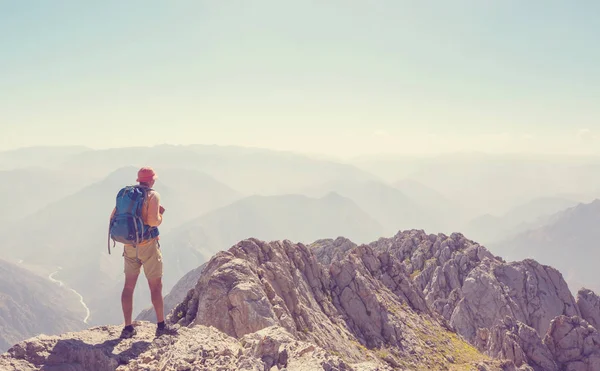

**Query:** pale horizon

left=5, top=140, right=600, bottom=162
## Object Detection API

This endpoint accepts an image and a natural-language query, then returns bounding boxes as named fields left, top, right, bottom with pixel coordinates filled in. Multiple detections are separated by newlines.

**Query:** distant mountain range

left=464, top=196, right=580, bottom=244
left=56, top=144, right=380, bottom=196
left=353, top=153, right=600, bottom=218
left=298, top=179, right=439, bottom=235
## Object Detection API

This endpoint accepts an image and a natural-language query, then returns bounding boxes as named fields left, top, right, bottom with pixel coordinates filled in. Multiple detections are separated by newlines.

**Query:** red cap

left=137, top=167, right=157, bottom=183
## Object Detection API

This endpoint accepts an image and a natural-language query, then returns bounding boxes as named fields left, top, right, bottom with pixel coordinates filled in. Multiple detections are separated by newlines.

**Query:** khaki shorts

left=123, top=239, right=163, bottom=279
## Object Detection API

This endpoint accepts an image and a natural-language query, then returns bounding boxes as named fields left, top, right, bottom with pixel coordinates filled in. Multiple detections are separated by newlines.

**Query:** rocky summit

left=2, top=230, right=600, bottom=370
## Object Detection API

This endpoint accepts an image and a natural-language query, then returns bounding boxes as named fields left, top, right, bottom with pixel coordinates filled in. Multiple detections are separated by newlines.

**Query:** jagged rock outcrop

left=312, top=237, right=358, bottom=266
left=171, top=239, right=350, bottom=345
left=578, top=289, right=600, bottom=331
left=449, top=257, right=580, bottom=342
left=475, top=314, right=600, bottom=371
left=312, top=229, right=584, bottom=370
left=543, top=315, right=600, bottom=371
left=0, top=322, right=158, bottom=371
left=0, top=322, right=362, bottom=371
left=475, top=316, right=557, bottom=371
left=364, top=230, right=581, bottom=342
left=170, top=237, right=501, bottom=370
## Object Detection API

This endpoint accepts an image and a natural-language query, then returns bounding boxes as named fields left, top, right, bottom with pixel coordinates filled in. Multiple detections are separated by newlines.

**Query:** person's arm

left=146, top=192, right=163, bottom=227
left=109, top=207, right=115, bottom=221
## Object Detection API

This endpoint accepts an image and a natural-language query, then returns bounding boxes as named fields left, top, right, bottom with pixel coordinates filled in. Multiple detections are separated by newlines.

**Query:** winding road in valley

left=48, top=267, right=91, bottom=324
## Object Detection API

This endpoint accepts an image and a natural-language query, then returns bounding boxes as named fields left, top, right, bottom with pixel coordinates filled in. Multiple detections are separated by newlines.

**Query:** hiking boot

left=155, top=323, right=178, bottom=337
left=119, top=325, right=136, bottom=339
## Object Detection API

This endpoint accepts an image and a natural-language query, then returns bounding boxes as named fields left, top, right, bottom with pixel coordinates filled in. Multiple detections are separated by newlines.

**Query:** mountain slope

left=465, top=196, right=579, bottom=244
left=490, top=199, right=600, bottom=293
left=298, top=179, right=441, bottom=235
left=0, top=259, right=87, bottom=352
left=0, top=168, right=96, bottom=225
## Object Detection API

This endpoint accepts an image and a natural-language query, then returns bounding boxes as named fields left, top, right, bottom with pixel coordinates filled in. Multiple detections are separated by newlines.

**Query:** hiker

left=108, top=167, right=177, bottom=338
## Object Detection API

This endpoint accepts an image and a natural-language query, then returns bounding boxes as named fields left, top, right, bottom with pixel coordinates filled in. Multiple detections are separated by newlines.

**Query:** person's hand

left=159, top=205, right=165, bottom=214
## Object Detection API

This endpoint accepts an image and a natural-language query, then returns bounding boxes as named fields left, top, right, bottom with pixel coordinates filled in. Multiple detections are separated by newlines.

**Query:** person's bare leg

left=122, top=273, right=139, bottom=326
left=147, top=276, right=164, bottom=323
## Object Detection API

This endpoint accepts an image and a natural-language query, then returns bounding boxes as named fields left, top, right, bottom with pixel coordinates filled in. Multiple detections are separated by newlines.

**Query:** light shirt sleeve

left=146, top=191, right=163, bottom=227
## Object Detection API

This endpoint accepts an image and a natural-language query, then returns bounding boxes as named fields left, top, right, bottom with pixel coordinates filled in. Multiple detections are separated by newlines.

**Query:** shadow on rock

left=39, top=338, right=152, bottom=371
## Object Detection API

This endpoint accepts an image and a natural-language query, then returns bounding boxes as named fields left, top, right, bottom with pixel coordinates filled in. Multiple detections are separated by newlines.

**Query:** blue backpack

left=108, top=185, right=159, bottom=254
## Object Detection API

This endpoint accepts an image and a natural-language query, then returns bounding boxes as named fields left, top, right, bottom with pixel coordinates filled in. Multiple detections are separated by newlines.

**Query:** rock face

left=361, top=230, right=580, bottom=342
left=475, top=314, right=600, bottom=371
left=449, top=258, right=580, bottom=342
left=0, top=323, right=157, bottom=371
left=475, top=316, right=557, bottom=371
left=544, top=316, right=600, bottom=371
left=311, top=237, right=358, bottom=266
left=578, top=289, right=600, bottom=331
left=0, top=322, right=358, bottom=371
left=313, top=229, right=587, bottom=370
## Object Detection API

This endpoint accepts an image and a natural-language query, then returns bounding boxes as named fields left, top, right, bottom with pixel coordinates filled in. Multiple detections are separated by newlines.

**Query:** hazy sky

left=2, top=1, right=599, bottom=157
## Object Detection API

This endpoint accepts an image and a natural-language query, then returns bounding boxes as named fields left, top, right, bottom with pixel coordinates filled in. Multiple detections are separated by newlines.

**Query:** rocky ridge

left=0, top=322, right=372, bottom=371
left=578, top=289, right=600, bottom=331
left=168, top=237, right=498, bottom=369
left=2, top=230, right=600, bottom=370
left=315, top=230, right=600, bottom=370
left=365, top=231, right=580, bottom=341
